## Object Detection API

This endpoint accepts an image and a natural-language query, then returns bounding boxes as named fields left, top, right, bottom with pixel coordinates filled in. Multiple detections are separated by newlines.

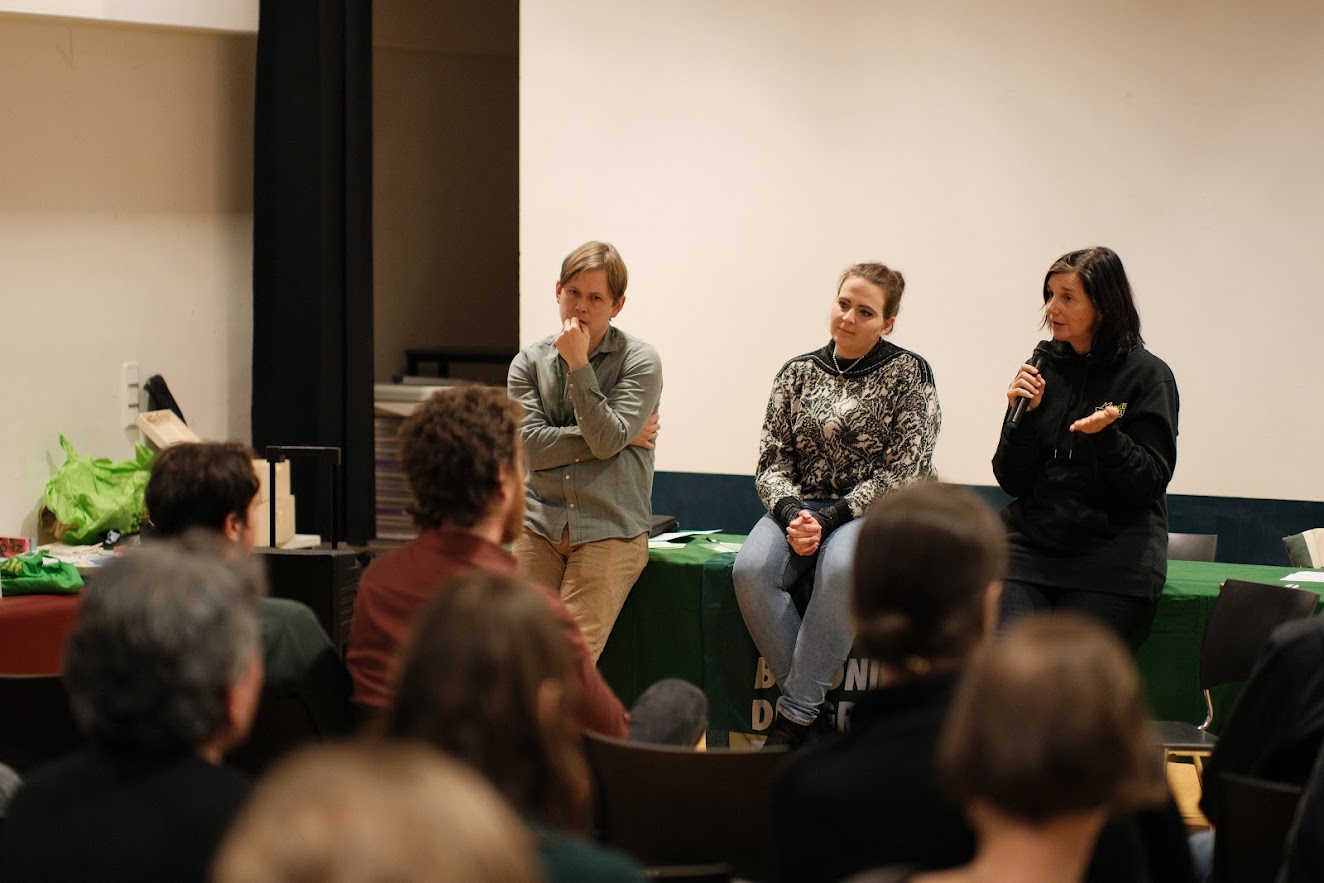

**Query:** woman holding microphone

left=994, top=246, right=1179, bottom=637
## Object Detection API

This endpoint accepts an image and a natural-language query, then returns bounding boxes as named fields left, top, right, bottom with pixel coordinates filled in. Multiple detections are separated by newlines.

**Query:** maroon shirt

left=346, top=528, right=628, bottom=737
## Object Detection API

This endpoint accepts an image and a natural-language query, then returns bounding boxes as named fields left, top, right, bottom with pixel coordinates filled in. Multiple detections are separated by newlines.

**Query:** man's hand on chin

left=555, top=318, right=591, bottom=369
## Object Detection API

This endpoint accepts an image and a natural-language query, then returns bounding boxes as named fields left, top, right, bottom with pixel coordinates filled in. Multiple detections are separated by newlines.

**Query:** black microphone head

left=1029, top=340, right=1053, bottom=367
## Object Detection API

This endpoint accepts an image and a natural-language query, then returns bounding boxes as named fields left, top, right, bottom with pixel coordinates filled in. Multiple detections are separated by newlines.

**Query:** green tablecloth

left=597, top=543, right=1324, bottom=736
left=597, top=536, right=746, bottom=705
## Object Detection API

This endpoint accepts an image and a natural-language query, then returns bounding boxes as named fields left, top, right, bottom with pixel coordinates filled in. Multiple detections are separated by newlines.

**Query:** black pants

left=999, top=579, right=1154, bottom=640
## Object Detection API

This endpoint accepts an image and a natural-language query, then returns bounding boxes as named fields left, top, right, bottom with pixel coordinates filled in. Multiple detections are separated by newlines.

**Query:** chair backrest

left=1213, top=772, right=1303, bottom=882
left=0, top=675, right=85, bottom=775
left=1200, top=580, right=1319, bottom=691
left=1169, top=532, right=1218, bottom=562
left=225, top=690, right=325, bottom=777
left=584, top=731, right=790, bottom=881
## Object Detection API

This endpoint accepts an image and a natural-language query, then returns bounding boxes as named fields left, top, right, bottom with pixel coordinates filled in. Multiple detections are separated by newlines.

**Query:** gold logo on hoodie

left=1096, top=401, right=1128, bottom=417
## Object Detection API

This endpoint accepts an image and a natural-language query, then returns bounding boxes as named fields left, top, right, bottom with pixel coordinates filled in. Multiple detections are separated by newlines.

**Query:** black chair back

left=0, top=675, right=85, bottom=775
left=584, top=732, right=790, bottom=882
left=1201, top=581, right=1319, bottom=691
left=1168, top=532, right=1218, bottom=562
left=225, top=690, right=325, bottom=776
left=1213, top=772, right=1303, bottom=882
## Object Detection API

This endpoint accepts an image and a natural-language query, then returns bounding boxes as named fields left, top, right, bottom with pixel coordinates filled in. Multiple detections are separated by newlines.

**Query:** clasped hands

left=787, top=511, right=821, bottom=557
left=1006, top=363, right=1120, bottom=435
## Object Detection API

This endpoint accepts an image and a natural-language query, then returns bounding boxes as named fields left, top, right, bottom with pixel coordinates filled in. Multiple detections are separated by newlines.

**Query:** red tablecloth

left=0, top=594, right=82, bottom=674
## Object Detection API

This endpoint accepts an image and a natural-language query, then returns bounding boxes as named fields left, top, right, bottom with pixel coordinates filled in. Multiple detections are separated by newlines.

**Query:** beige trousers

left=513, top=527, right=649, bottom=662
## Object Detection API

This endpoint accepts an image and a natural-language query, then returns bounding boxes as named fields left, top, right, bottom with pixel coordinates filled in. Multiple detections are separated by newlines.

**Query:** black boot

left=763, top=712, right=815, bottom=749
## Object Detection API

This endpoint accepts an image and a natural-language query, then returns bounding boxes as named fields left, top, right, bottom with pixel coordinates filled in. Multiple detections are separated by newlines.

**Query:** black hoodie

left=992, top=340, right=1179, bottom=599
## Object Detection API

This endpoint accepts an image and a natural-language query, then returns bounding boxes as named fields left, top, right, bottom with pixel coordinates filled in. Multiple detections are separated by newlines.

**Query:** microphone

left=1006, top=341, right=1052, bottom=430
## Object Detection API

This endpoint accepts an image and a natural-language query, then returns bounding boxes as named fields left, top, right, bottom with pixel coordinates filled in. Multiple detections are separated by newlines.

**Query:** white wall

left=521, top=0, right=1324, bottom=502
left=0, top=13, right=255, bottom=535
left=0, top=0, right=256, bottom=32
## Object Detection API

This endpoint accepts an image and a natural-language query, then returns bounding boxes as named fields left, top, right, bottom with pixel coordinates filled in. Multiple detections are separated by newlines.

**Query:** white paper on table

left=1282, top=571, right=1324, bottom=583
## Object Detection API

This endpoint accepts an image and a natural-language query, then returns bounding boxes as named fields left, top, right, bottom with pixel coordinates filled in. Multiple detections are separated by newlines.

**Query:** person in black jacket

left=994, top=246, right=1179, bottom=637
left=772, top=482, right=1195, bottom=883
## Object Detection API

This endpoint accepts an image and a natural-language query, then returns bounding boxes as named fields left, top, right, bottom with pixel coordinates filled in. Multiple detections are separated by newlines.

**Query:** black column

left=252, top=0, right=373, bottom=545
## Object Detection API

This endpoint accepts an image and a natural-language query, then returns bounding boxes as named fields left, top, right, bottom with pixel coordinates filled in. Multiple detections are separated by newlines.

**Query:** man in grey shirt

left=507, top=241, right=662, bottom=661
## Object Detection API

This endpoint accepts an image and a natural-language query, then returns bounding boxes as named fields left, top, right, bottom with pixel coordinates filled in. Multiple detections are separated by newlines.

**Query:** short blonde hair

left=560, top=240, right=629, bottom=302
left=213, top=742, right=539, bottom=883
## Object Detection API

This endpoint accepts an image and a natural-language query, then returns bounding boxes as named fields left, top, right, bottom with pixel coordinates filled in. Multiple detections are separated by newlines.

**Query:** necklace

left=831, top=350, right=866, bottom=377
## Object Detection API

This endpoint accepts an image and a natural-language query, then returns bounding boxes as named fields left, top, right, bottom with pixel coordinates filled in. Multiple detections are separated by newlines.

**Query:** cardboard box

left=254, top=494, right=297, bottom=548
left=253, top=459, right=291, bottom=501
left=136, top=410, right=201, bottom=448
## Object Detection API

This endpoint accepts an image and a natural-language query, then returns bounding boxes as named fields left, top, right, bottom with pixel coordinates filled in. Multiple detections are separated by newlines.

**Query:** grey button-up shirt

left=508, top=325, right=663, bottom=545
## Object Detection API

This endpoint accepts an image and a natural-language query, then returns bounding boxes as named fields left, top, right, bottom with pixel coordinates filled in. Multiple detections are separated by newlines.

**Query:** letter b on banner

left=754, top=656, right=776, bottom=688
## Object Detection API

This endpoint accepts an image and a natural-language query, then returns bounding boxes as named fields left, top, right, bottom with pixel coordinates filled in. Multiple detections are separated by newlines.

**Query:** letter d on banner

left=752, top=699, right=774, bottom=731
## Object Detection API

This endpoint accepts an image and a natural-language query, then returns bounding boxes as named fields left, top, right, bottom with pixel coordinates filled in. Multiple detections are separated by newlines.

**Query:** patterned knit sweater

left=755, top=338, right=941, bottom=533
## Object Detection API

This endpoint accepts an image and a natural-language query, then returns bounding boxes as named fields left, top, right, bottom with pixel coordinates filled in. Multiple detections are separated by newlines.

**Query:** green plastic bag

left=0, top=550, right=84, bottom=595
left=42, top=435, right=155, bottom=545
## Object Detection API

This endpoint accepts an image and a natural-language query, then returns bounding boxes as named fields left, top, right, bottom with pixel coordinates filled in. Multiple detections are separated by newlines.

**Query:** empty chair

left=1168, top=532, right=1218, bottom=562
left=1212, top=772, right=1303, bottom=882
left=1153, top=580, right=1319, bottom=775
left=584, top=731, right=790, bottom=881
left=0, top=675, right=85, bottom=776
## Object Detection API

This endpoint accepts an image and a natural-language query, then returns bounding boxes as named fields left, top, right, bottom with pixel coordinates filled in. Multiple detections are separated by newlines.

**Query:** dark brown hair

left=1042, top=246, right=1144, bottom=361
left=940, top=613, right=1168, bottom=823
left=144, top=442, right=258, bottom=537
left=838, top=262, right=906, bottom=320
left=399, top=386, right=523, bottom=530
left=852, top=482, right=1006, bottom=668
left=383, top=573, right=589, bottom=832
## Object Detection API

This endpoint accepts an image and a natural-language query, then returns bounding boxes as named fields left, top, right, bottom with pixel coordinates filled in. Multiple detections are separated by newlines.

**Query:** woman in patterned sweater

left=733, top=262, right=942, bottom=748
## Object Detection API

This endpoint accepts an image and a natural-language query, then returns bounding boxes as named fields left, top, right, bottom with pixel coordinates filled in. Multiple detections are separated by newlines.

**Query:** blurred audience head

left=940, top=612, right=1167, bottom=826
left=628, top=678, right=709, bottom=748
left=383, top=572, right=590, bottom=830
left=145, top=441, right=262, bottom=554
left=63, top=532, right=265, bottom=760
left=213, top=741, right=539, bottom=883
left=852, top=482, right=1006, bottom=676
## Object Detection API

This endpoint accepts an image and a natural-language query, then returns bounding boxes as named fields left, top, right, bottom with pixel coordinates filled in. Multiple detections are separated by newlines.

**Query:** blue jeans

left=732, top=508, right=862, bottom=726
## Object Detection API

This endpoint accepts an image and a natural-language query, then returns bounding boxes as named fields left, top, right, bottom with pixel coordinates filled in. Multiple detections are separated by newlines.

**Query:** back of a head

left=213, top=741, right=539, bottom=883
left=852, top=482, right=1007, bottom=669
left=144, top=441, right=258, bottom=537
left=940, top=613, right=1168, bottom=824
left=384, top=572, right=588, bottom=829
left=63, top=533, right=265, bottom=753
left=399, top=386, right=522, bottom=530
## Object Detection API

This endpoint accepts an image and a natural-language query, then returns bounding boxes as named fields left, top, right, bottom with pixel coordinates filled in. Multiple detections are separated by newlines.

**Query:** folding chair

left=0, top=675, right=85, bottom=775
left=1168, top=532, right=1218, bottom=562
left=1152, top=580, right=1318, bottom=778
left=584, top=732, right=790, bottom=881
left=1212, top=772, right=1303, bottom=882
